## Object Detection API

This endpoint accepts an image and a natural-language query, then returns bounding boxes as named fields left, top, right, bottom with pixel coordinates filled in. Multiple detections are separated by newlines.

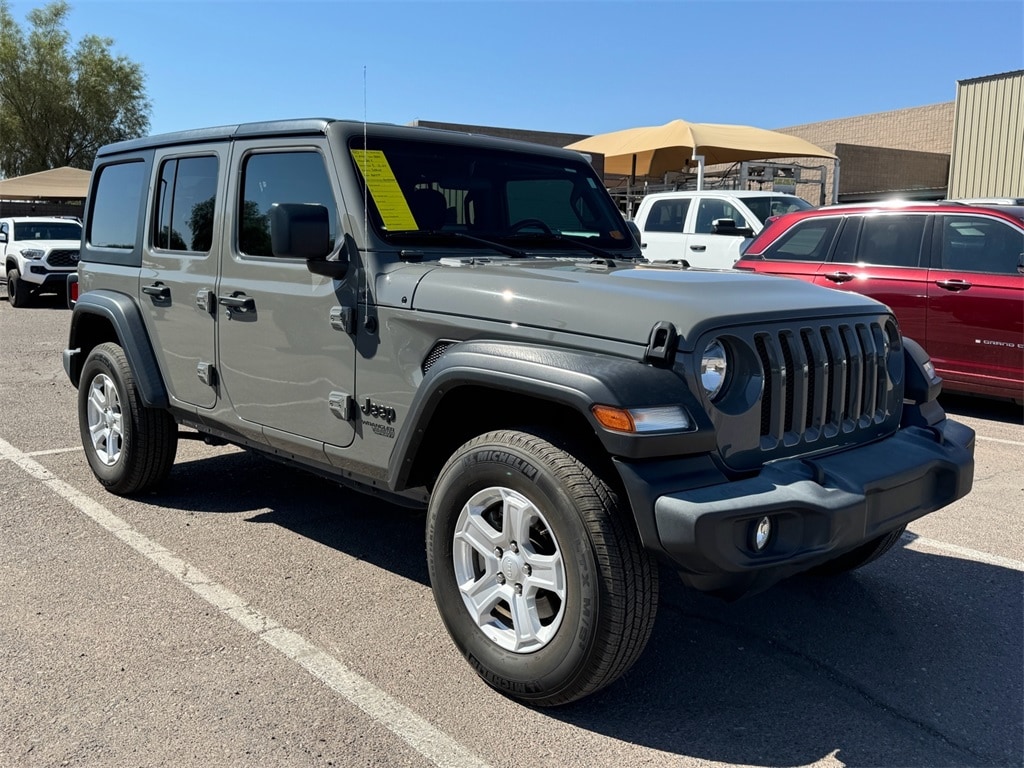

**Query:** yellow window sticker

left=349, top=149, right=418, bottom=231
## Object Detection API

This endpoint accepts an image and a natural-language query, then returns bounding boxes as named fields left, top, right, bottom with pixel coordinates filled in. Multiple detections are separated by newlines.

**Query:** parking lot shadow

left=153, top=447, right=1022, bottom=767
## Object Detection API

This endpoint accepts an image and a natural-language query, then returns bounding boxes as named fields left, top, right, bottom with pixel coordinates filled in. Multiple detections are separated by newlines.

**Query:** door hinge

left=196, top=361, right=217, bottom=386
left=330, top=306, right=355, bottom=333
left=329, top=391, right=354, bottom=420
left=196, top=288, right=215, bottom=314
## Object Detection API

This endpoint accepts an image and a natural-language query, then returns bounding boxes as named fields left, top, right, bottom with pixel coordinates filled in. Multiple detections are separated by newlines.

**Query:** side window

left=89, top=161, right=146, bottom=249
left=239, top=151, right=337, bottom=257
left=153, top=156, right=218, bottom=252
left=939, top=216, right=1024, bottom=275
left=643, top=199, right=690, bottom=233
left=763, top=217, right=841, bottom=261
left=694, top=199, right=748, bottom=232
left=855, top=214, right=925, bottom=267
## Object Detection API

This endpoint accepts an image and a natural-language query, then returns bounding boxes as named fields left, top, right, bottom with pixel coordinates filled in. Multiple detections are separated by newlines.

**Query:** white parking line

left=977, top=435, right=1024, bottom=447
left=0, top=437, right=491, bottom=768
left=901, top=532, right=1024, bottom=571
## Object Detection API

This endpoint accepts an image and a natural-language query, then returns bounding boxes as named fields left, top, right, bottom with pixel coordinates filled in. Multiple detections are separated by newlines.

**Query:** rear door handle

left=218, top=293, right=256, bottom=312
left=935, top=279, right=972, bottom=292
left=689, top=245, right=706, bottom=252
left=142, top=283, right=170, bottom=300
left=824, top=271, right=855, bottom=283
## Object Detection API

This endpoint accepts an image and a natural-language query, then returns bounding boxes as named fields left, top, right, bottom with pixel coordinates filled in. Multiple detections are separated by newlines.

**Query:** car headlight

left=20, top=248, right=45, bottom=260
left=700, top=338, right=729, bottom=400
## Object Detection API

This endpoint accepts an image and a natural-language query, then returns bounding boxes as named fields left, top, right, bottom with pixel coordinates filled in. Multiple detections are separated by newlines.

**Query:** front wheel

left=78, top=342, right=178, bottom=495
left=7, top=268, right=31, bottom=307
left=426, top=429, right=658, bottom=707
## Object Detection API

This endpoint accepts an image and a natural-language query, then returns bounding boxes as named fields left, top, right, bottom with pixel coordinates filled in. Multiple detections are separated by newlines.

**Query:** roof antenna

left=362, top=64, right=368, bottom=237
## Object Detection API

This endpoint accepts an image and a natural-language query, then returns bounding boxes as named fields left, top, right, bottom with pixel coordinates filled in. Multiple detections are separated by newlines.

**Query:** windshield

left=13, top=220, right=82, bottom=241
left=740, top=196, right=813, bottom=225
left=347, top=136, right=635, bottom=255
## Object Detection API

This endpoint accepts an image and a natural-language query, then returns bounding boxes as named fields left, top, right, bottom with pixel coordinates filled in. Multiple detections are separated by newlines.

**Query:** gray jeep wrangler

left=63, top=119, right=975, bottom=706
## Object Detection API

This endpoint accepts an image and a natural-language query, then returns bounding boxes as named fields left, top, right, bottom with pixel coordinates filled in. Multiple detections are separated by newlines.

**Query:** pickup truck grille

left=47, top=249, right=80, bottom=268
left=700, top=315, right=903, bottom=471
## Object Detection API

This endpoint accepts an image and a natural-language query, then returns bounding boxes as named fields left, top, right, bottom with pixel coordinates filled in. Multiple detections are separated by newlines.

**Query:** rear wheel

left=426, top=429, right=658, bottom=706
left=78, top=342, right=178, bottom=495
left=7, top=268, right=31, bottom=307
left=809, top=525, right=907, bottom=576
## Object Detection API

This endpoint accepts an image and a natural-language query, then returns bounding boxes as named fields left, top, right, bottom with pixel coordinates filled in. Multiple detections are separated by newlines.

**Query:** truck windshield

left=347, top=136, right=636, bottom=255
left=13, top=221, right=82, bottom=241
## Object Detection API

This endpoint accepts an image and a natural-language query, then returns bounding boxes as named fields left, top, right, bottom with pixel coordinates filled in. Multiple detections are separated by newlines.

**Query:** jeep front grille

left=47, top=249, right=79, bottom=267
left=703, top=315, right=902, bottom=471
left=755, top=320, right=895, bottom=444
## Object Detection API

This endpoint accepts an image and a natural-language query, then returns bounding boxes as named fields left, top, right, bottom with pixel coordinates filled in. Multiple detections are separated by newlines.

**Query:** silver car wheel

left=86, top=372, right=123, bottom=466
left=452, top=486, right=566, bottom=653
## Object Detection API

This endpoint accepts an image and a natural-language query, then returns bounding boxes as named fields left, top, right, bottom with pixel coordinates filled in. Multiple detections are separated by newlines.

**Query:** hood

left=10, top=238, right=80, bottom=248
left=402, top=259, right=888, bottom=351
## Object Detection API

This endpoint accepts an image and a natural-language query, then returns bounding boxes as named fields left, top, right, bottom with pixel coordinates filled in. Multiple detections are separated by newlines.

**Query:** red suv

left=736, top=201, right=1024, bottom=402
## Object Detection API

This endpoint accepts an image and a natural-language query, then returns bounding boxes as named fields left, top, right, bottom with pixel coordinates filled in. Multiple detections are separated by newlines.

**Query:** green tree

left=0, top=0, right=150, bottom=177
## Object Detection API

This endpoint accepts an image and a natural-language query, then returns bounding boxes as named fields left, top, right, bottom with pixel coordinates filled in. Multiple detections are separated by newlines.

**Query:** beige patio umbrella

left=565, top=118, right=836, bottom=184
left=0, top=166, right=91, bottom=200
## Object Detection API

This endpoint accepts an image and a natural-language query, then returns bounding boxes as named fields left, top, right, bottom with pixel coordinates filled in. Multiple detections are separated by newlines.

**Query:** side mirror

left=0, top=232, right=7, bottom=244
left=711, top=218, right=755, bottom=237
left=269, top=203, right=349, bottom=279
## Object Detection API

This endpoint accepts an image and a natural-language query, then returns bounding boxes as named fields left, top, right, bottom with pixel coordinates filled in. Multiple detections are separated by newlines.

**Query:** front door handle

left=824, top=271, right=855, bottom=283
left=142, top=283, right=170, bottom=300
left=218, top=293, right=256, bottom=312
left=689, top=245, right=706, bottom=252
left=935, top=279, right=972, bottom=292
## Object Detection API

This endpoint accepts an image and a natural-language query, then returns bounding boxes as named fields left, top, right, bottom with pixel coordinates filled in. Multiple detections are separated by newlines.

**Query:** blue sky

left=9, top=0, right=1024, bottom=137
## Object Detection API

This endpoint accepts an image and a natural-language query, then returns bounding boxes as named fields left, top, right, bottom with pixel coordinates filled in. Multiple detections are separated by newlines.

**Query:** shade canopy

left=565, top=119, right=836, bottom=177
left=0, top=166, right=91, bottom=200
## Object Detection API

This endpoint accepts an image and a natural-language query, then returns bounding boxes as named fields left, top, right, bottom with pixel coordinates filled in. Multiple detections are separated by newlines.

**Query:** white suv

left=632, top=190, right=813, bottom=268
left=1, top=216, right=82, bottom=307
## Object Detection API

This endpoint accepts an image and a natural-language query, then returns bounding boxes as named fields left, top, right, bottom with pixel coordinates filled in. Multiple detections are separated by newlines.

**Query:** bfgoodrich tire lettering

left=78, top=342, right=178, bottom=495
left=426, top=429, right=658, bottom=707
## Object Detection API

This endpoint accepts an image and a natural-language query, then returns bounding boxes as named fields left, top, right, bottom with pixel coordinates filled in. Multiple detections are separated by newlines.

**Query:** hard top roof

left=96, top=118, right=583, bottom=163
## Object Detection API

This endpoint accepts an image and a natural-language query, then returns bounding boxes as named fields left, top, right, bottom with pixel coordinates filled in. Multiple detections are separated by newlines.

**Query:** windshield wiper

left=506, top=231, right=628, bottom=261
left=388, top=230, right=527, bottom=258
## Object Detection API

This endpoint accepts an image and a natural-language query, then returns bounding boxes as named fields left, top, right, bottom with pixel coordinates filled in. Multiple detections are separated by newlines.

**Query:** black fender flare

left=65, top=290, right=169, bottom=408
left=387, top=340, right=715, bottom=489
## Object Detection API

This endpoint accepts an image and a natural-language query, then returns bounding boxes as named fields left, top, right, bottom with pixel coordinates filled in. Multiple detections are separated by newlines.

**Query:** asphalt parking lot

left=1, top=291, right=1022, bottom=768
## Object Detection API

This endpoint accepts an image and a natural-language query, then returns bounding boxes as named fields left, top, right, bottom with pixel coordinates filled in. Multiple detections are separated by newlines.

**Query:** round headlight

left=700, top=338, right=729, bottom=400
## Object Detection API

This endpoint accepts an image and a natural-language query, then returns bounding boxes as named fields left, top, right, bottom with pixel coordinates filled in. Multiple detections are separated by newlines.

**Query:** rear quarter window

left=763, top=217, right=841, bottom=261
left=89, top=161, right=147, bottom=250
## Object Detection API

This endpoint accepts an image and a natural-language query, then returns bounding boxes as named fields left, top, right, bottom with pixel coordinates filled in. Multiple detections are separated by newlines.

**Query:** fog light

left=752, top=516, right=772, bottom=551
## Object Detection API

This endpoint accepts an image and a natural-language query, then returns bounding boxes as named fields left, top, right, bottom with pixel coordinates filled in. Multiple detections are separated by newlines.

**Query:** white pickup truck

left=632, top=190, right=813, bottom=268
left=1, top=216, right=82, bottom=307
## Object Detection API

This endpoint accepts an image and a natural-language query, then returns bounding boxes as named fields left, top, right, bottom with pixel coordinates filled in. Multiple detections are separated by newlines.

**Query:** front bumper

left=24, top=264, right=75, bottom=287
left=618, top=417, right=975, bottom=598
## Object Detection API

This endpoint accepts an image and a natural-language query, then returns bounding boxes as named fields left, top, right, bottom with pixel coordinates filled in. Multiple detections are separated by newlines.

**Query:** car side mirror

left=269, top=203, right=349, bottom=279
left=711, top=217, right=755, bottom=238
left=0, top=232, right=7, bottom=244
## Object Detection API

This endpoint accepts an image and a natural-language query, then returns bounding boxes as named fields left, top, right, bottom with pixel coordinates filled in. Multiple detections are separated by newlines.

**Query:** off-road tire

left=426, top=429, right=658, bottom=707
left=7, top=268, right=31, bottom=307
left=78, top=342, right=178, bottom=495
left=809, top=524, right=907, bottom=576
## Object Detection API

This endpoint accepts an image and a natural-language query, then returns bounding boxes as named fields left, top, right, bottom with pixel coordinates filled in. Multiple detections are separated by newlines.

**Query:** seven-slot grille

left=754, top=319, right=897, bottom=445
